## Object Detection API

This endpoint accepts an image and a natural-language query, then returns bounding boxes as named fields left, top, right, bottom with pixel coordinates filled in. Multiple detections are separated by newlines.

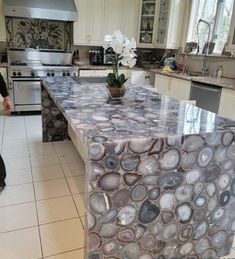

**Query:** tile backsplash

left=5, top=17, right=72, bottom=50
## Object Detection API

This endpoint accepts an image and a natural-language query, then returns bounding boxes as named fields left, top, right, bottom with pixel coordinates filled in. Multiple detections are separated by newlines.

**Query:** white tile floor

left=0, top=114, right=235, bottom=259
left=0, top=114, right=85, bottom=259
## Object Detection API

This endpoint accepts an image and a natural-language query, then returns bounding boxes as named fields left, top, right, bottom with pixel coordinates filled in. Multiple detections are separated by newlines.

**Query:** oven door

left=12, top=79, right=41, bottom=111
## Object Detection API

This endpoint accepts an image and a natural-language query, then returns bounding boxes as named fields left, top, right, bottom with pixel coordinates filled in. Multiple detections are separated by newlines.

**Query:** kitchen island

left=41, top=76, right=235, bottom=259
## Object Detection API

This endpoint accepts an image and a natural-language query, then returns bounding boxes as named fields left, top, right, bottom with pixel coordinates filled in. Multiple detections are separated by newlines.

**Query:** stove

left=7, top=49, right=79, bottom=112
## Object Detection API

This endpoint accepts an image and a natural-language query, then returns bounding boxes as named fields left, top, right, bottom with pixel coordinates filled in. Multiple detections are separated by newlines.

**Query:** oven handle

left=11, top=78, right=41, bottom=82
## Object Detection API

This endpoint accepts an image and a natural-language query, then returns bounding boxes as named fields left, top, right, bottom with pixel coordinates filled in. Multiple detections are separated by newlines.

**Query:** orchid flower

left=103, top=30, right=137, bottom=87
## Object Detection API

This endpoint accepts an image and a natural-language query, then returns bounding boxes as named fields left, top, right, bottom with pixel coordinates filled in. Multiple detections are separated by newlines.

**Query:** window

left=187, top=0, right=234, bottom=54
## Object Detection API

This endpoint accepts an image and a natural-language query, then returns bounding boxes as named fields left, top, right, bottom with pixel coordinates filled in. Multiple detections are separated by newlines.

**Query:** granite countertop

left=42, top=76, right=235, bottom=142
left=151, top=69, right=235, bottom=90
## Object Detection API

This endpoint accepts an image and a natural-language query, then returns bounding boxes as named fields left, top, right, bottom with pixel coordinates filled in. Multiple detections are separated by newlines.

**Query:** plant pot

left=107, top=85, right=126, bottom=99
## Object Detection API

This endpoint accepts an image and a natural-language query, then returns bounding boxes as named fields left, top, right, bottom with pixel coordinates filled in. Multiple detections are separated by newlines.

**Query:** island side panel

left=87, top=132, right=235, bottom=258
left=41, top=83, right=69, bottom=142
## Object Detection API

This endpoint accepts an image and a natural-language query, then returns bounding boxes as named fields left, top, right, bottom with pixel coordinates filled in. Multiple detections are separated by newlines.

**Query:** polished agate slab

left=42, top=77, right=235, bottom=259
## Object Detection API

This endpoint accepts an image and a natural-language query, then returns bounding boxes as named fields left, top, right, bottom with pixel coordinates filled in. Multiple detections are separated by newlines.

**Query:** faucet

left=197, top=19, right=211, bottom=76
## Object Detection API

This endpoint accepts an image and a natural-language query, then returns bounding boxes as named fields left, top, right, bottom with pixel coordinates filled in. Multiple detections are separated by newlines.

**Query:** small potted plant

left=103, top=30, right=137, bottom=98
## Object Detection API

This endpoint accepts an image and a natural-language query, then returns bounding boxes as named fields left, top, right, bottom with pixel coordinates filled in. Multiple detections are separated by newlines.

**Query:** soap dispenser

left=217, top=66, right=223, bottom=78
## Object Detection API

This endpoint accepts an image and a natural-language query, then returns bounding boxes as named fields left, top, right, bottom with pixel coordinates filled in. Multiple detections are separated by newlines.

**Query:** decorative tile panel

left=5, top=17, right=72, bottom=50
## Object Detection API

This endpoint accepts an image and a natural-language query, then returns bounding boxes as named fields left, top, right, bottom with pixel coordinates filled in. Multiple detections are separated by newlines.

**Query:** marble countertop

left=42, top=77, right=235, bottom=142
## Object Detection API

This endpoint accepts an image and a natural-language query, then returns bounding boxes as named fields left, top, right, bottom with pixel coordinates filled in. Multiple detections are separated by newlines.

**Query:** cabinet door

left=166, top=0, right=185, bottom=49
left=73, top=0, right=89, bottom=45
left=89, top=0, right=105, bottom=45
left=228, top=1, right=235, bottom=50
left=137, top=0, right=158, bottom=48
left=121, top=0, right=139, bottom=40
left=131, top=70, right=151, bottom=85
left=218, top=88, right=235, bottom=120
left=104, top=0, right=123, bottom=34
left=0, top=0, right=6, bottom=41
left=154, top=74, right=171, bottom=96
left=170, top=77, right=191, bottom=101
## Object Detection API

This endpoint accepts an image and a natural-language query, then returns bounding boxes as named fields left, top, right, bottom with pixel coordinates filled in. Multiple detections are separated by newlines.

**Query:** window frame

left=185, top=0, right=234, bottom=54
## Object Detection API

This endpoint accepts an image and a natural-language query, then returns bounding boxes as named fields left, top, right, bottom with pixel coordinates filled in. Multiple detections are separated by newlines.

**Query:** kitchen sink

left=172, top=71, right=204, bottom=77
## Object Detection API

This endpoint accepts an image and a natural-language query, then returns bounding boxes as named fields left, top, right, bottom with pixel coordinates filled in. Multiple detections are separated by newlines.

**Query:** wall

left=176, top=53, right=235, bottom=78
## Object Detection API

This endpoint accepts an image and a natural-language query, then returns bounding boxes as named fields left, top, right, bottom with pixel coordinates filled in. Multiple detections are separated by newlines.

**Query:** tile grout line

left=42, top=247, right=85, bottom=259
left=0, top=115, right=6, bottom=153
left=24, top=115, right=44, bottom=259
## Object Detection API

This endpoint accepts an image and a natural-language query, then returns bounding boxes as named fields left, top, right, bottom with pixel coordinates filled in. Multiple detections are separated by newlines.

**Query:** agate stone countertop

left=42, top=76, right=235, bottom=141
left=42, top=77, right=235, bottom=259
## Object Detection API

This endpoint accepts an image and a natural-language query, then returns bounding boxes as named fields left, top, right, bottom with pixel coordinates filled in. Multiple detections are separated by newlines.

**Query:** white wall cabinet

left=154, top=73, right=191, bottom=100
left=228, top=1, right=235, bottom=50
left=0, top=0, right=6, bottom=42
left=137, top=0, right=186, bottom=49
left=156, top=0, right=186, bottom=49
left=121, top=0, right=139, bottom=40
left=218, top=88, right=235, bottom=120
left=104, top=0, right=123, bottom=35
left=73, top=0, right=105, bottom=46
left=74, top=0, right=139, bottom=46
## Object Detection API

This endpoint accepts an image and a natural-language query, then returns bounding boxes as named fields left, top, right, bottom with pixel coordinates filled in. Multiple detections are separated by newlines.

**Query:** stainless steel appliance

left=89, top=50, right=103, bottom=65
left=7, top=49, right=79, bottom=112
left=103, top=48, right=115, bottom=65
left=4, top=0, right=77, bottom=21
left=190, top=81, right=222, bottom=113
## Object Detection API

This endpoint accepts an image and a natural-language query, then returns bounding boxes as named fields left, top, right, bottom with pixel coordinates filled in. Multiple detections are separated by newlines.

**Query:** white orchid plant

left=103, top=30, right=137, bottom=88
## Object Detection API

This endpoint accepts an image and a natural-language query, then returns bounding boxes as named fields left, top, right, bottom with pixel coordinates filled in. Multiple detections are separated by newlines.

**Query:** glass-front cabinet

left=137, top=0, right=185, bottom=49
left=156, top=0, right=169, bottom=45
left=138, top=0, right=157, bottom=46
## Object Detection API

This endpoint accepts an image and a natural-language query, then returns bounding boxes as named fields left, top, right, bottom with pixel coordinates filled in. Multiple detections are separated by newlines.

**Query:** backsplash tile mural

left=5, top=17, right=72, bottom=50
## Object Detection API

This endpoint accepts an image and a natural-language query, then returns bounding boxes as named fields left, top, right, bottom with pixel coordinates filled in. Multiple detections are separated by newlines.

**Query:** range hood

left=4, top=0, right=78, bottom=21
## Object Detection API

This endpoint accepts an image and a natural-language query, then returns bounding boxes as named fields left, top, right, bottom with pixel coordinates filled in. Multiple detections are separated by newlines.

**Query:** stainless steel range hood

left=4, top=0, right=78, bottom=21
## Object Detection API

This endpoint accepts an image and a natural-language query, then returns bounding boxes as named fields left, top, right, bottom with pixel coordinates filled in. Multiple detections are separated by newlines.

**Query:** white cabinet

left=73, top=0, right=104, bottom=46
left=121, top=0, right=140, bottom=39
left=74, top=0, right=139, bottom=46
left=137, top=0, right=185, bottom=49
left=154, top=73, right=171, bottom=95
left=0, top=0, right=6, bottom=42
left=104, top=0, right=139, bottom=38
left=154, top=73, right=191, bottom=100
left=218, top=88, right=235, bottom=120
left=228, top=1, right=235, bottom=50
left=79, top=69, right=113, bottom=77
left=170, top=78, right=191, bottom=101
left=131, top=70, right=153, bottom=85
left=156, top=0, right=186, bottom=49
left=104, top=0, right=123, bottom=34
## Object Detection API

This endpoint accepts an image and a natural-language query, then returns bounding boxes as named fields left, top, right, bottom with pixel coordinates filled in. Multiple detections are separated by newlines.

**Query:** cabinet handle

left=145, top=75, right=150, bottom=79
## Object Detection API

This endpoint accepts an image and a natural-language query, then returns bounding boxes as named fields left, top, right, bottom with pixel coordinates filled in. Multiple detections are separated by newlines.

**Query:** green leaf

left=118, top=74, right=126, bottom=85
left=106, top=73, right=115, bottom=85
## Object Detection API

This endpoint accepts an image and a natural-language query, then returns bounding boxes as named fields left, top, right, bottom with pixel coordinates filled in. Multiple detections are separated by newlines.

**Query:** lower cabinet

left=154, top=73, right=191, bottom=101
left=130, top=70, right=155, bottom=85
left=218, top=88, right=235, bottom=120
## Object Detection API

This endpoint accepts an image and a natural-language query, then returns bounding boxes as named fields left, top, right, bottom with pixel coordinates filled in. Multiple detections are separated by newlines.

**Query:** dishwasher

left=190, top=81, right=222, bottom=113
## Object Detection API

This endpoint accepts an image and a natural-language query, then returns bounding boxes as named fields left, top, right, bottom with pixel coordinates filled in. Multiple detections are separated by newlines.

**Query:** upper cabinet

left=73, top=0, right=139, bottom=46
left=104, top=0, right=122, bottom=35
left=121, top=0, right=140, bottom=40
left=73, top=0, right=105, bottom=46
left=138, top=0, right=158, bottom=47
left=137, top=0, right=186, bottom=49
left=0, top=0, right=6, bottom=42
left=228, top=1, right=235, bottom=50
